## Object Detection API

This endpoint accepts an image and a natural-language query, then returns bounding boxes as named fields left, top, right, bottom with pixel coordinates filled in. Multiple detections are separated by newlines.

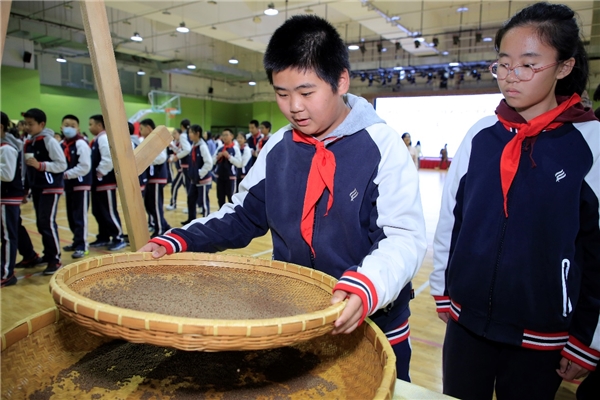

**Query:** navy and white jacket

left=150, top=94, right=427, bottom=332
left=24, top=128, right=66, bottom=195
left=131, top=135, right=147, bottom=191
left=213, top=144, right=242, bottom=180
left=431, top=100, right=600, bottom=370
left=0, top=136, right=24, bottom=205
left=146, top=148, right=168, bottom=185
left=62, top=135, right=92, bottom=192
left=90, top=131, right=116, bottom=191
left=236, top=144, right=253, bottom=178
left=188, top=140, right=213, bottom=186
left=172, top=133, right=191, bottom=168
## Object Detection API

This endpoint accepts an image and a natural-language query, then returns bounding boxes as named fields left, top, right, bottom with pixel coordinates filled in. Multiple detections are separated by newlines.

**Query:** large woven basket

left=49, top=252, right=347, bottom=351
left=1, top=307, right=396, bottom=399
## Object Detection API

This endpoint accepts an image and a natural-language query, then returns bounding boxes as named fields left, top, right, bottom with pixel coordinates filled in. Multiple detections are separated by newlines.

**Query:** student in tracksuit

left=431, top=4, right=600, bottom=399
left=184, top=124, right=213, bottom=223
left=1, top=112, right=23, bottom=287
left=167, top=127, right=191, bottom=211
left=141, top=15, right=427, bottom=382
left=213, top=129, right=242, bottom=208
left=23, top=108, right=67, bottom=275
left=128, top=122, right=147, bottom=193
left=139, top=119, right=171, bottom=237
left=61, top=114, right=92, bottom=259
left=235, top=132, right=252, bottom=193
left=88, top=114, right=126, bottom=251
left=245, top=119, right=262, bottom=169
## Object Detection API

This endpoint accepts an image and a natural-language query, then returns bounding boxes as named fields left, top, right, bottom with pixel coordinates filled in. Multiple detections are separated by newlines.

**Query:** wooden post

left=0, top=0, right=12, bottom=65
left=134, top=126, right=173, bottom=175
left=80, top=0, right=151, bottom=250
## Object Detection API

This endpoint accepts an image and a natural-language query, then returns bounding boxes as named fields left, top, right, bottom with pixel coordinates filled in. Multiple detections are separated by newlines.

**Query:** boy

left=235, top=132, right=252, bottom=192
left=61, top=114, right=92, bottom=259
left=166, top=128, right=191, bottom=211
left=184, top=124, right=213, bottom=222
left=213, top=129, right=242, bottom=207
left=245, top=119, right=262, bottom=167
left=22, top=108, right=67, bottom=275
left=140, top=15, right=426, bottom=381
left=88, top=114, right=126, bottom=251
left=1, top=112, right=23, bottom=286
left=256, top=120, right=272, bottom=155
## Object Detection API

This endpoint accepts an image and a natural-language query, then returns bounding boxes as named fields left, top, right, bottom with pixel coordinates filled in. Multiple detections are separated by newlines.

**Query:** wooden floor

left=0, top=169, right=578, bottom=399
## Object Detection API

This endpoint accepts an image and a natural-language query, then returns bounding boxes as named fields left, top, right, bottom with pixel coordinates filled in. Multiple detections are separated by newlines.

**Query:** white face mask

left=63, top=126, right=77, bottom=139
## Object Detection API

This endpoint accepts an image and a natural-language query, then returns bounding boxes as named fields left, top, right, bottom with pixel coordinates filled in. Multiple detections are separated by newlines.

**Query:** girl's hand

left=330, top=290, right=363, bottom=334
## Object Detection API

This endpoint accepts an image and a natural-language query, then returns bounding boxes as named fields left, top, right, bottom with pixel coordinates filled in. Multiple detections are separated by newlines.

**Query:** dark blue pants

left=18, top=216, right=36, bottom=259
left=443, top=319, right=563, bottom=400
left=577, top=368, right=600, bottom=400
left=1, top=204, right=19, bottom=284
left=31, top=190, right=61, bottom=265
left=169, top=167, right=190, bottom=207
left=91, top=189, right=123, bottom=242
left=66, top=190, right=89, bottom=251
left=145, top=183, right=170, bottom=236
left=187, top=185, right=210, bottom=220
left=216, top=178, right=236, bottom=208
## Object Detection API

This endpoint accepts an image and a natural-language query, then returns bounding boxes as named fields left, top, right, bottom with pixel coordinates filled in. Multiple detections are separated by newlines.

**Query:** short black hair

left=1, top=112, right=9, bottom=131
left=180, top=119, right=191, bottom=130
left=62, top=114, right=79, bottom=124
left=249, top=119, right=259, bottom=128
left=127, top=122, right=134, bottom=136
left=24, top=108, right=47, bottom=124
left=263, top=15, right=350, bottom=92
left=221, top=128, right=233, bottom=135
left=190, top=124, right=203, bottom=135
left=90, top=114, right=105, bottom=129
left=260, top=121, right=272, bottom=131
left=140, top=118, right=156, bottom=130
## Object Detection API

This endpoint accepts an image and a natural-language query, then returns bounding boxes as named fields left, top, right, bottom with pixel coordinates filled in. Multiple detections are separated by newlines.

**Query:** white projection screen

left=375, top=93, right=504, bottom=158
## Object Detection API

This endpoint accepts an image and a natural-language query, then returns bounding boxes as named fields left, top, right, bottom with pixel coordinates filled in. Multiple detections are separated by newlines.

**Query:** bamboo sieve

left=49, top=252, right=347, bottom=351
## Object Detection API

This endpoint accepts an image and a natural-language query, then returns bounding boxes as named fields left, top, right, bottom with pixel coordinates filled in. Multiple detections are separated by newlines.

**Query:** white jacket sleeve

left=176, top=134, right=192, bottom=160
left=152, top=148, right=168, bottom=165
left=0, top=145, right=18, bottom=182
left=65, top=139, right=92, bottom=179
left=96, top=135, right=114, bottom=176
left=228, top=147, right=243, bottom=168
left=198, top=141, right=213, bottom=178
left=42, top=135, right=67, bottom=173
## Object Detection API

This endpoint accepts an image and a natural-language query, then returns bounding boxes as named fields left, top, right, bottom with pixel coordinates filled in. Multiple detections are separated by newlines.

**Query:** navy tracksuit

left=145, top=153, right=171, bottom=236
left=214, top=145, right=238, bottom=208
left=187, top=141, right=212, bottom=220
left=1, top=141, right=23, bottom=285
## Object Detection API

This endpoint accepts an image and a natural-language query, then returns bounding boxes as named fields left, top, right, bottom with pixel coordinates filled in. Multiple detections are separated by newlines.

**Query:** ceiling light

left=131, top=32, right=143, bottom=42
left=228, top=56, right=239, bottom=64
left=393, top=66, right=403, bottom=70
left=483, top=37, right=493, bottom=42
left=457, top=7, right=469, bottom=12
left=348, top=44, right=359, bottom=51
left=449, top=62, right=460, bottom=67
left=248, top=81, right=256, bottom=86
left=187, top=63, right=196, bottom=70
left=137, top=69, right=145, bottom=76
left=176, top=22, right=189, bottom=33
left=390, top=16, right=400, bottom=21
left=264, top=3, right=278, bottom=16
left=56, top=55, right=67, bottom=63
left=442, top=51, right=449, bottom=55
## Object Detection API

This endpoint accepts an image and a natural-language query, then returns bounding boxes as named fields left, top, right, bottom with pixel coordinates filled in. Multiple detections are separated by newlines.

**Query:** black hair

left=401, top=132, right=412, bottom=146
left=24, top=108, right=47, bottom=124
left=260, top=121, right=272, bottom=131
left=90, top=114, right=105, bottom=129
left=594, top=107, right=600, bottom=121
left=190, top=124, right=203, bottom=135
left=206, top=131, right=213, bottom=140
left=249, top=119, right=259, bottom=128
left=180, top=119, right=191, bottom=131
left=175, top=128, right=182, bottom=134
left=1, top=111, right=9, bottom=131
left=221, top=128, right=233, bottom=135
left=140, top=118, right=156, bottom=130
left=263, top=14, right=350, bottom=92
left=494, top=2, right=588, bottom=96
left=127, top=122, right=134, bottom=136
left=62, top=114, right=79, bottom=124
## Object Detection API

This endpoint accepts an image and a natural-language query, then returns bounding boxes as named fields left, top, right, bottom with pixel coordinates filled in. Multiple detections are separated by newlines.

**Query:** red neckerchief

left=218, top=142, right=234, bottom=163
left=191, top=143, right=198, bottom=163
left=63, top=134, right=85, bottom=163
left=496, top=93, right=595, bottom=216
left=292, top=129, right=343, bottom=257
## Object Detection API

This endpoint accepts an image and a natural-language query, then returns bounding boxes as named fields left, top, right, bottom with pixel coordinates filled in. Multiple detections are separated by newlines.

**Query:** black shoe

left=15, top=255, right=45, bottom=269
left=72, top=250, right=88, bottom=259
left=107, top=240, right=127, bottom=251
left=43, top=263, right=62, bottom=275
left=62, top=244, right=76, bottom=252
left=90, top=240, right=110, bottom=248
left=1, top=275, right=18, bottom=287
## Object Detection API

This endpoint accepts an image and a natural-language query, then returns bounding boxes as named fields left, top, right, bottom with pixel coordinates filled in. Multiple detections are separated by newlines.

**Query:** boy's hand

left=556, top=357, right=589, bottom=380
left=25, top=158, right=40, bottom=170
left=137, top=242, right=167, bottom=258
left=330, top=290, right=363, bottom=334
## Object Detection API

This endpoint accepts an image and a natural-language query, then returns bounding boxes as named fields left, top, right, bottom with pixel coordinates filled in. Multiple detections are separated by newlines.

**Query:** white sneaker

left=182, top=208, right=188, bottom=214
left=166, top=205, right=176, bottom=211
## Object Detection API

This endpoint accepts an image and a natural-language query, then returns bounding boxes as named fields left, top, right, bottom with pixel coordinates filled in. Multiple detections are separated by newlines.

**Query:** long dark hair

left=494, top=2, right=588, bottom=96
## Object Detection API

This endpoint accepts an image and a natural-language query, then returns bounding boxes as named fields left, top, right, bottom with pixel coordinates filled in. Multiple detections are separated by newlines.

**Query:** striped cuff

left=148, top=233, right=188, bottom=255
left=333, top=271, right=379, bottom=325
left=433, top=295, right=451, bottom=313
left=38, top=162, right=45, bottom=171
left=387, top=320, right=410, bottom=345
left=561, top=336, right=600, bottom=371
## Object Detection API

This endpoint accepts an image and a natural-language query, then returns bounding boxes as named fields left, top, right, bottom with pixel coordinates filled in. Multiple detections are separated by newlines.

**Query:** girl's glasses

left=489, top=61, right=559, bottom=81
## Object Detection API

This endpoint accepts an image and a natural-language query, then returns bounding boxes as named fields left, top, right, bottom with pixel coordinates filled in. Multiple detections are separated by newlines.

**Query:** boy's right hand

left=138, top=242, right=167, bottom=259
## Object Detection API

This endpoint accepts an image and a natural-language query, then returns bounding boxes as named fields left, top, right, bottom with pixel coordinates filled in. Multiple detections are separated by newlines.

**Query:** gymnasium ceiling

left=6, top=1, right=598, bottom=84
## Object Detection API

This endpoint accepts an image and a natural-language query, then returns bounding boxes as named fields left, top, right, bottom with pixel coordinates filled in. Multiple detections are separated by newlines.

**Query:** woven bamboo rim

left=1, top=307, right=396, bottom=399
left=49, top=252, right=347, bottom=351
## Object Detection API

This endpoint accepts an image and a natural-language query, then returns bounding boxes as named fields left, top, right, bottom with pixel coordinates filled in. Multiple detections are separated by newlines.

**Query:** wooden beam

left=0, top=0, right=12, bottom=66
left=80, top=0, right=150, bottom=250
left=134, top=125, right=172, bottom=176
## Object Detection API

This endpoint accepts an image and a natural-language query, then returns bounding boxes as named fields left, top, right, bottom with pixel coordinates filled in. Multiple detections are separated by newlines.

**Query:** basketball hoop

left=164, top=108, right=177, bottom=119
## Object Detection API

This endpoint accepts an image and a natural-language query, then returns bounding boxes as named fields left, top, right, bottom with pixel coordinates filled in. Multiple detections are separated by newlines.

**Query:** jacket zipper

left=561, top=259, right=572, bottom=317
left=484, top=216, right=508, bottom=337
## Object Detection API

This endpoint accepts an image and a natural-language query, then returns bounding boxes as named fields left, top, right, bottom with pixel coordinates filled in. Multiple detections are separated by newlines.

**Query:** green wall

left=1, top=65, right=287, bottom=135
